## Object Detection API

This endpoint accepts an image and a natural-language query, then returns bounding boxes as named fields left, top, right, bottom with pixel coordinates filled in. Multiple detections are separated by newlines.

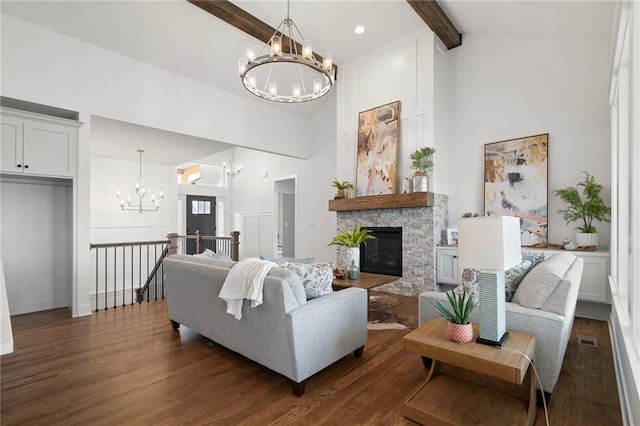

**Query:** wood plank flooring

left=1, top=293, right=622, bottom=425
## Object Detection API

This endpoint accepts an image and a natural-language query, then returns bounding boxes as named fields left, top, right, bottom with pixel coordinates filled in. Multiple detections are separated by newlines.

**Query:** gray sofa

left=164, top=254, right=368, bottom=396
left=419, top=252, right=584, bottom=398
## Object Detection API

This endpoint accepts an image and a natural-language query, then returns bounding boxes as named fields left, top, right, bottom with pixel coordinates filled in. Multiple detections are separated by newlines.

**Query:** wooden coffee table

left=403, top=318, right=537, bottom=425
left=332, top=272, right=399, bottom=312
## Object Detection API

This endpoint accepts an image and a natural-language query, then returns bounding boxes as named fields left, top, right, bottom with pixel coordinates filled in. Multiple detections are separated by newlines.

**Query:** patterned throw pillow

left=456, top=259, right=534, bottom=303
left=260, top=255, right=316, bottom=266
left=522, top=250, right=545, bottom=268
left=281, top=262, right=334, bottom=299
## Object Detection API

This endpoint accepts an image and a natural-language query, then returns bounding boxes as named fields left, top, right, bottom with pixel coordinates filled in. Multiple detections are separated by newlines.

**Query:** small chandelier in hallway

left=116, top=149, right=164, bottom=213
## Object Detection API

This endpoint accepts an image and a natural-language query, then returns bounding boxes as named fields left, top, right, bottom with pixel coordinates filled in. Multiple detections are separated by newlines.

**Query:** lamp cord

left=500, top=346, right=550, bottom=426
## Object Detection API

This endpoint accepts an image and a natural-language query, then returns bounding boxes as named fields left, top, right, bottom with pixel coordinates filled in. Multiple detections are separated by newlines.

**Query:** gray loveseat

left=164, top=254, right=368, bottom=396
left=419, top=252, right=584, bottom=399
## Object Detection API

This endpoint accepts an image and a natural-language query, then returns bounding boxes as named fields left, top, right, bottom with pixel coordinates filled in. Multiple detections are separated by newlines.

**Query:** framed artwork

left=446, top=228, right=458, bottom=245
left=356, top=101, right=400, bottom=196
left=484, top=133, right=549, bottom=245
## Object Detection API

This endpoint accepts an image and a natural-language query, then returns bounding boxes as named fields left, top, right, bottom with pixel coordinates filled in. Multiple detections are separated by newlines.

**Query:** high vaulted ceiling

left=1, top=1, right=615, bottom=163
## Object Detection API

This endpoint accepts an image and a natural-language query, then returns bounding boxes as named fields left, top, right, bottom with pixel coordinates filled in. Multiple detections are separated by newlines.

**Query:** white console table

left=435, top=246, right=610, bottom=304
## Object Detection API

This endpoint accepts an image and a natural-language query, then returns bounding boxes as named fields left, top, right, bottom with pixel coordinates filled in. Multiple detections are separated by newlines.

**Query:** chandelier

left=223, top=163, right=243, bottom=177
left=116, top=149, right=164, bottom=213
left=238, top=0, right=335, bottom=103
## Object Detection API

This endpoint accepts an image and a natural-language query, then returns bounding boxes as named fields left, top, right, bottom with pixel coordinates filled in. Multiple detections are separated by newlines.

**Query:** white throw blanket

left=219, top=258, right=277, bottom=320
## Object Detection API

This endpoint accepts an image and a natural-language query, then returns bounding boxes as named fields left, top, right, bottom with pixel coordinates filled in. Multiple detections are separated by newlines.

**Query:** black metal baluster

left=138, top=245, right=142, bottom=302
left=146, top=245, right=150, bottom=302
left=104, top=249, right=108, bottom=310
left=113, top=247, right=117, bottom=309
left=95, top=248, right=99, bottom=312
left=154, top=244, right=158, bottom=300
left=122, top=246, right=126, bottom=307
left=130, top=246, right=134, bottom=305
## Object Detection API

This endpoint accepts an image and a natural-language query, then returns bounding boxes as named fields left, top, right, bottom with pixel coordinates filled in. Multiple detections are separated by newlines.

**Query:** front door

left=186, top=195, right=216, bottom=254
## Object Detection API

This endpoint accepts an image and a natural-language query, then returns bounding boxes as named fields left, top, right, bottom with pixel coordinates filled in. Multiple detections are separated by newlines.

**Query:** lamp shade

left=458, top=216, right=522, bottom=271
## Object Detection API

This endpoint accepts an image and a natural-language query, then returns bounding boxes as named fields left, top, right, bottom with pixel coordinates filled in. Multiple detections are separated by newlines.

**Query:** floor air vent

left=578, top=335, right=598, bottom=347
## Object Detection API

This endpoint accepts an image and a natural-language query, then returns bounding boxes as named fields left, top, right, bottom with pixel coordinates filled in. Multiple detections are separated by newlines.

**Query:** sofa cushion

left=457, top=259, right=533, bottom=302
left=281, top=262, right=333, bottom=299
left=512, top=252, right=576, bottom=308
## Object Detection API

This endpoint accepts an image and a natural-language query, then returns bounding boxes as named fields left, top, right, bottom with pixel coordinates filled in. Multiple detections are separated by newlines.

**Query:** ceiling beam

left=187, top=0, right=337, bottom=74
left=406, top=0, right=461, bottom=49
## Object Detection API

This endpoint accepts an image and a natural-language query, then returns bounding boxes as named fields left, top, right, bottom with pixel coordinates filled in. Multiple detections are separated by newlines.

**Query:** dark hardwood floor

left=1, top=293, right=622, bottom=425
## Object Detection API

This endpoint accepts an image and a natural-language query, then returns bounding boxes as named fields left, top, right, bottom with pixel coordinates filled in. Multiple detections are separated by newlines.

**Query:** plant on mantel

left=410, top=147, right=436, bottom=192
left=331, top=178, right=354, bottom=199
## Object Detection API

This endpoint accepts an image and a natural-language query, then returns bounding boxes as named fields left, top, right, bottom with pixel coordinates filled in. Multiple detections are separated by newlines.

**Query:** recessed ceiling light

left=354, top=25, right=365, bottom=35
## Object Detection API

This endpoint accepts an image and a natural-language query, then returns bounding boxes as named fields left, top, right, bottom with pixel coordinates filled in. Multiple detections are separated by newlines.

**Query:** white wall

left=90, top=156, right=176, bottom=243
left=1, top=15, right=317, bottom=315
left=227, top=90, right=338, bottom=263
left=336, top=28, right=441, bottom=194
left=447, top=34, right=612, bottom=246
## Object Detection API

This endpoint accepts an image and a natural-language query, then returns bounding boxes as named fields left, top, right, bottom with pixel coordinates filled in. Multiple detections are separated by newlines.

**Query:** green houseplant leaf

left=553, top=171, right=611, bottom=233
left=328, top=225, right=376, bottom=248
left=432, top=290, right=477, bottom=325
left=409, top=147, right=436, bottom=171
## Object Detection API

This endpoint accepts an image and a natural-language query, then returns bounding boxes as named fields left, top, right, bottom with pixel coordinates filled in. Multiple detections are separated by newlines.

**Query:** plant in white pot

left=328, top=225, right=375, bottom=271
left=409, top=147, right=436, bottom=192
left=553, top=171, right=611, bottom=248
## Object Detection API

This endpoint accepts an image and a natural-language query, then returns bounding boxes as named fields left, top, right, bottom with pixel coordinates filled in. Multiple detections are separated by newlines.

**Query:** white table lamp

left=457, top=216, right=522, bottom=346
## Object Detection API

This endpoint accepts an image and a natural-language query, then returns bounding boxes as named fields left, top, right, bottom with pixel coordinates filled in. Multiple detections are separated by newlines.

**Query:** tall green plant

left=328, top=225, right=376, bottom=248
left=433, top=290, right=476, bottom=325
left=553, top=171, right=611, bottom=233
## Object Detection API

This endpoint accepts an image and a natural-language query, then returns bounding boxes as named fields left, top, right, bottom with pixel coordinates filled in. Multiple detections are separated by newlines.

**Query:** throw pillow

left=512, top=253, right=576, bottom=308
left=281, top=262, right=333, bottom=299
left=504, top=259, right=532, bottom=302
left=522, top=250, right=545, bottom=268
left=456, top=259, right=533, bottom=303
left=214, top=251, right=232, bottom=260
left=195, top=248, right=216, bottom=259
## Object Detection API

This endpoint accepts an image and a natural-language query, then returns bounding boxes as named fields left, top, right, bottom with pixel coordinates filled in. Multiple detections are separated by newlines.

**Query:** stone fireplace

left=331, top=193, right=449, bottom=296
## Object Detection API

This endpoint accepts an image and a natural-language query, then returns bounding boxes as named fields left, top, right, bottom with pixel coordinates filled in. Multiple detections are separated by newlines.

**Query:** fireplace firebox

left=359, top=227, right=402, bottom=276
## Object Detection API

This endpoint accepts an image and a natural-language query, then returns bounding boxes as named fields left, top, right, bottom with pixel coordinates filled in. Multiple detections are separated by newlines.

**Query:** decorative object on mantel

left=328, top=225, right=376, bottom=269
left=409, top=146, right=436, bottom=192
left=237, top=0, right=335, bottom=103
left=484, top=133, right=549, bottom=246
left=432, top=289, right=477, bottom=343
left=116, top=149, right=164, bottom=213
left=402, top=177, right=412, bottom=194
left=458, top=216, right=522, bottom=347
left=331, top=178, right=353, bottom=199
left=356, top=101, right=400, bottom=197
left=461, top=211, right=480, bottom=218
left=553, top=171, right=611, bottom=249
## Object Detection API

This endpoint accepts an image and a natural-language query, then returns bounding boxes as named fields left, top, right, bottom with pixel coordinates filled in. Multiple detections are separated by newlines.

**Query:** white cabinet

left=436, top=247, right=459, bottom=284
left=434, top=246, right=610, bottom=303
left=1, top=108, right=80, bottom=178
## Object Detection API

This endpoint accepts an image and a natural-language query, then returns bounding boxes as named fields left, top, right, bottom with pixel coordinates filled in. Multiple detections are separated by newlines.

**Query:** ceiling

left=1, top=0, right=615, bottom=164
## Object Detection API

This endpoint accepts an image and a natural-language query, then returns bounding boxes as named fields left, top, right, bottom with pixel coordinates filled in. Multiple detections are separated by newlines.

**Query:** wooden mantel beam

left=406, top=0, right=462, bottom=49
left=187, top=0, right=338, bottom=74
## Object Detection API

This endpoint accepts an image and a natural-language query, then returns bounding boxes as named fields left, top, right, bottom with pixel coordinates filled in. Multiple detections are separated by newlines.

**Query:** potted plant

left=433, top=290, right=477, bottom=343
left=410, top=147, right=436, bottom=192
left=553, top=171, right=611, bottom=248
left=328, top=225, right=376, bottom=270
left=332, top=178, right=353, bottom=199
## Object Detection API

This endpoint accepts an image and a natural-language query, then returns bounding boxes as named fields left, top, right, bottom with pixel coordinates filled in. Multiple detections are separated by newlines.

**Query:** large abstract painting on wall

left=356, top=101, right=399, bottom=196
left=484, top=133, right=549, bottom=245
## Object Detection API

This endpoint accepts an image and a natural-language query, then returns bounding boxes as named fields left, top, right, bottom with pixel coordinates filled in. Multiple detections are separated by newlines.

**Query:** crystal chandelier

left=238, top=0, right=335, bottom=103
left=116, top=149, right=164, bottom=213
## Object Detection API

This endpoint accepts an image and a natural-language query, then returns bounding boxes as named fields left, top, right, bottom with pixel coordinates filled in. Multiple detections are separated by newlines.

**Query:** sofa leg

left=291, top=380, right=306, bottom=397
left=353, top=346, right=364, bottom=358
left=536, top=389, right=552, bottom=407
left=170, top=319, right=180, bottom=330
left=421, top=356, right=432, bottom=369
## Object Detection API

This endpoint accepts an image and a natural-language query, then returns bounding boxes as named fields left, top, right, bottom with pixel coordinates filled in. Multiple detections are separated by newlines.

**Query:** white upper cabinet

left=1, top=108, right=81, bottom=178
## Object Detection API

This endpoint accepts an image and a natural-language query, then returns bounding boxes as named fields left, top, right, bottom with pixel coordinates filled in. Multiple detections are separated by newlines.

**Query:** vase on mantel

left=412, top=171, right=428, bottom=192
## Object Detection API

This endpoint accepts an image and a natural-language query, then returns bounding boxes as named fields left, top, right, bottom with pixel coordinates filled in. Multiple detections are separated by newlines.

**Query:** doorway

left=186, top=195, right=216, bottom=254
left=274, top=178, right=296, bottom=258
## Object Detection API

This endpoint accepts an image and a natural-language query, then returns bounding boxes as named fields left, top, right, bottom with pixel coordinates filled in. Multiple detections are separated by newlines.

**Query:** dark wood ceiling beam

left=407, top=0, right=461, bottom=49
left=187, top=0, right=337, bottom=74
